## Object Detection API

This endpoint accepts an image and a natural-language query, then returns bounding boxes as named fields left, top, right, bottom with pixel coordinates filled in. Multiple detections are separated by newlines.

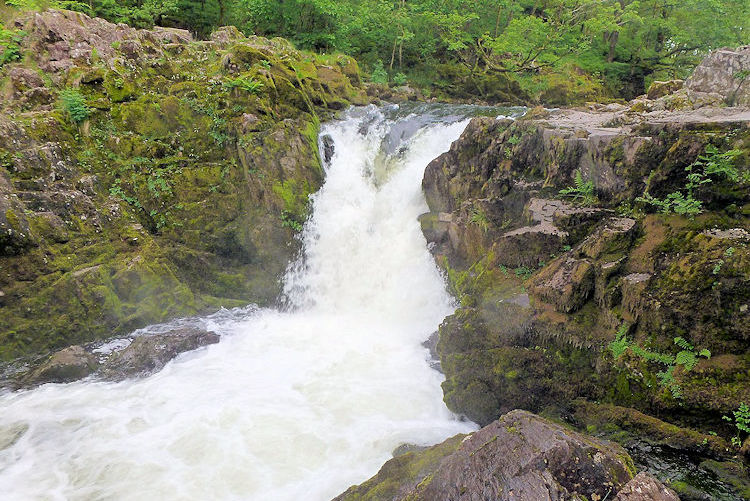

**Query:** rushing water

left=0, top=104, right=521, bottom=500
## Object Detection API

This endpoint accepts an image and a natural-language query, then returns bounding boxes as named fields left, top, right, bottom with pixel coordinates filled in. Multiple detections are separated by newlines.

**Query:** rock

left=8, top=67, right=44, bottom=92
left=578, top=217, right=636, bottom=260
left=321, top=133, right=335, bottom=164
left=210, top=25, right=245, bottom=47
left=615, top=472, right=680, bottom=500
left=335, top=410, right=635, bottom=501
left=21, top=346, right=99, bottom=386
left=530, top=256, right=595, bottom=313
left=686, top=45, right=750, bottom=106
left=97, top=327, right=219, bottom=381
left=621, top=273, right=652, bottom=323
left=519, top=105, right=551, bottom=120
left=647, top=80, right=684, bottom=100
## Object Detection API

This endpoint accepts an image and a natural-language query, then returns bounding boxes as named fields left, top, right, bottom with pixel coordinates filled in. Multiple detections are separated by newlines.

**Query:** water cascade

left=0, top=104, right=497, bottom=500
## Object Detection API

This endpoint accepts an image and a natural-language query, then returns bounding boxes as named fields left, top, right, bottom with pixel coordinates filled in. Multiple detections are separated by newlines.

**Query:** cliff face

left=0, top=9, right=367, bottom=360
left=419, top=104, right=750, bottom=496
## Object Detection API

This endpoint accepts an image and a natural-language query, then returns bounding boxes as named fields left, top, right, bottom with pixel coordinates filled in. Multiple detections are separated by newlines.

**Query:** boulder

left=615, top=472, right=680, bottom=501
left=97, top=327, right=219, bottom=381
left=686, top=46, right=750, bottom=106
left=336, top=410, right=636, bottom=501
left=530, top=256, right=595, bottom=312
left=21, top=346, right=98, bottom=385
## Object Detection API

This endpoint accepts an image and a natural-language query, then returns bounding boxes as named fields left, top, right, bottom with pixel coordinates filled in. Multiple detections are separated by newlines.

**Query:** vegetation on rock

left=0, top=8, right=366, bottom=360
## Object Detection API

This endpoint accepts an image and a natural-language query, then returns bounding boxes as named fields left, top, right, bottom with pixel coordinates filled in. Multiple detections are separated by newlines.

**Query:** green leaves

left=559, top=170, right=596, bottom=206
left=609, top=328, right=710, bottom=399
left=58, top=89, right=91, bottom=125
left=637, top=145, right=744, bottom=218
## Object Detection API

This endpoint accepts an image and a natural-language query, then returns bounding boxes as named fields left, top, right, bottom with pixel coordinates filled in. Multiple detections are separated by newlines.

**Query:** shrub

left=637, top=145, right=743, bottom=217
left=370, top=60, right=388, bottom=84
left=392, top=72, right=408, bottom=86
left=59, top=89, right=90, bottom=124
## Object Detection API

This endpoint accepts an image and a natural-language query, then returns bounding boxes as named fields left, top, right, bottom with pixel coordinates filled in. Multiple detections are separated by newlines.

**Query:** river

left=0, top=104, right=524, bottom=500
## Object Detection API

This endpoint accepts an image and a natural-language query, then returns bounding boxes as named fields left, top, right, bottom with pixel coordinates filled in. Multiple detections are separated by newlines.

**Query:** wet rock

left=647, top=80, right=684, bottom=100
left=321, top=133, right=335, bottom=164
left=97, top=327, right=219, bottom=381
left=686, top=45, right=750, bottom=106
left=336, top=410, right=636, bottom=501
left=531, top=256, right=595, bottom=313
left=21, top=346, right=99, bottom=386
left=615, top=472, right=680, bottom=500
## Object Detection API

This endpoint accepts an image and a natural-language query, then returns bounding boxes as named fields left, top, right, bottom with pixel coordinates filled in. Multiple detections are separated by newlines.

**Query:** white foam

left=0, top=106, right=477, bottom=500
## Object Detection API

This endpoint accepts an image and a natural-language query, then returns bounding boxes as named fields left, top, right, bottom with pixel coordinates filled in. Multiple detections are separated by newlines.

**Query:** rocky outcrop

left=16, top=326, right=219, bottom=387
left=0, top=9, right=367, bottom=361
left=335, top=410, right=681, bottom=501
left=420, top=104, right=750, bottom=497
left=686, top=46, right=750, bottom=107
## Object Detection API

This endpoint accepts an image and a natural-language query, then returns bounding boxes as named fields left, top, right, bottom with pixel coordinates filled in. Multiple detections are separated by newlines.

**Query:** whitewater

left=0, top=104, right=481, bottom=500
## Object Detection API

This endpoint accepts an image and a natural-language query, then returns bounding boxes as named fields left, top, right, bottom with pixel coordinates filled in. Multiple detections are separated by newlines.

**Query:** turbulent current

left=0, top=104, right=512, bottom=500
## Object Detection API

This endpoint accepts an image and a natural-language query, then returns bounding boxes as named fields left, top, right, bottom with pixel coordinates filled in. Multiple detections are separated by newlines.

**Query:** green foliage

left=637, top=145, right=743, bottom=217
left=0, top=24, right=26, bottom=68
left=369, top=59, right=388, bottom=85
left=609, top=327, right=711, bottom=399
left=608, top=323, right=630, bottom=359
left=513, top=266, right=533, bottom=279
left=223, top=75, right=264, bottom=94
left=280, top=210, right=303, bottom=231
left=6, top=0, right=749, bottom=100
left=392, top=72, right=407, bottom=86
left=723, top=403, right=750, bottom=447
left=469, top=207, right=489, bottom=233
left=559, top=169, right=596, bottom=206
left=58, top=89, right=91, bottom=124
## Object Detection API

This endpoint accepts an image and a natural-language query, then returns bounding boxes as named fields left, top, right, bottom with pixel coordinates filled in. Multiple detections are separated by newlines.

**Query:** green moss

left=336, top=434, right=466, bottom=501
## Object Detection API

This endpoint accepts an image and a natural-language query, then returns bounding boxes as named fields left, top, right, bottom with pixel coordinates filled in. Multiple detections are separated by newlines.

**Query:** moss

left=336, top=434, right=466, bottom=501
left=0, top=26, right=366, bottom=360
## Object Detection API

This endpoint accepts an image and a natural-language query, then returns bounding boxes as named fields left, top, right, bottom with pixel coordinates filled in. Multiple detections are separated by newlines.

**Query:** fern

left=559, top=170, right=595, bottom=206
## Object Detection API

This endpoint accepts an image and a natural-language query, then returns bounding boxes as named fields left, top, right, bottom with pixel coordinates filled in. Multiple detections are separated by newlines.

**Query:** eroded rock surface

left=336, top=410, right=658, bottom=501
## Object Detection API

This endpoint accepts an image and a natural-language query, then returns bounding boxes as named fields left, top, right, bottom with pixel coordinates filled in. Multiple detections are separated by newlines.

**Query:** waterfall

left=0, top=104, right=483, bottom=500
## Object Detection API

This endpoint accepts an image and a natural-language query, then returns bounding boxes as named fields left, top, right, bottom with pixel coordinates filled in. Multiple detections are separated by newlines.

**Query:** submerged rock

left=336, top=409, right=657, bottom=501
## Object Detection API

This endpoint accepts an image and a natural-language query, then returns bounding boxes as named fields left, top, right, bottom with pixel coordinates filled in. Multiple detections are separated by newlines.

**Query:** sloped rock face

left=421, top=107, right=750, bottom=497
left=0, top=9, right=367, bottom=361
left=686, top=46, right=750, bottom=107
left=335, top=410, right=656, bottom=501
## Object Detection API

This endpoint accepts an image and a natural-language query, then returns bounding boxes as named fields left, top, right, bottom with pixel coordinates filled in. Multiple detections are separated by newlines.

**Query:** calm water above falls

left=0, top=104, right=518, bottom=500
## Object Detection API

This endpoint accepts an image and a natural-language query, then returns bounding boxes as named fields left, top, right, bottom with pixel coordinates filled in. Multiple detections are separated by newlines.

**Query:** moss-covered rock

left=419, top=107, right=750, bottom=490
left=0, top=9, right=368, bottom=361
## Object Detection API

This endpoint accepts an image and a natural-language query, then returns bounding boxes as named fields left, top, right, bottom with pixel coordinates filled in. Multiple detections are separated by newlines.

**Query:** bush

left=370, top=60, right=388, bottom=84
left=59, top=89, right=90, bottom=124
left=637, top=145, right=743, bottom=217
left=392, top=72, right=408, bottom=86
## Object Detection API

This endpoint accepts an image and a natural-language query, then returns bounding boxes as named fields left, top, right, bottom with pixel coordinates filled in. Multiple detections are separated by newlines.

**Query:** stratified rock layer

left=420, top=104, right=749, bottom=496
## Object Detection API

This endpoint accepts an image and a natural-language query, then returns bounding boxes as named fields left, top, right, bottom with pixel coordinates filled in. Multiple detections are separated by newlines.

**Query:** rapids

left=0, top=104, right=519, bottom=500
